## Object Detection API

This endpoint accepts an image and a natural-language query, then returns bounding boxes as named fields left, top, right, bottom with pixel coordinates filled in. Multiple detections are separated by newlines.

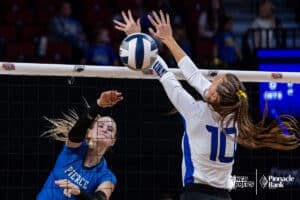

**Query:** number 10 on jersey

left=206, top=125, right=237, bottom=163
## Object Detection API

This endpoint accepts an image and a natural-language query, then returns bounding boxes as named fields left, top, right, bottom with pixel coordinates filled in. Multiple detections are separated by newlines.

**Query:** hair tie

left=236, top=90, right=247, bottom=99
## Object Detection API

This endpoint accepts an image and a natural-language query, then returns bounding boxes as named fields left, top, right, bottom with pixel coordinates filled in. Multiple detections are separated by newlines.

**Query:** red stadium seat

left=35, top=1, right=59, bottom=24
left=196, top=39, right=214, bottom=64
left=83, top=7, right=113, bottom=27
left=83, top=0, right=110, bottom=8
left=46, top=42, right=72, bottom=61
left=21, top=26, right=47, bottom=41
left=1, top=0, right=30, bottom=12
left=115, top=0, right=132, bottom=11
left=5, top=42, right=36, bottom=60
left=4, top=10, right=34, bottom=25
left=0, top=26, right=17, bottom=41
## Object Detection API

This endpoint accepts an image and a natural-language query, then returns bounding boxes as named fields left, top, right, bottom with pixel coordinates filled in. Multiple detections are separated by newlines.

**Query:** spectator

left=198, top=0, right=225, bottom=39
left=213, top=16, right=242, bottom=66
left=251, top=0, right=282, bottom=48
left=166, top=25, right=192, bottom=66
left=82, top=28, right=119, bottom=66
left=48, top=1, right=88, bottom=53
left=132, top=0, right=146, bottom=18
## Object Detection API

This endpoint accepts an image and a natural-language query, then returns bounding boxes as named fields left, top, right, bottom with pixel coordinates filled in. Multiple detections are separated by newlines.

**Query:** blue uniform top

left=84, top=44, right=117, bottom=66
left=37, top=141, right=116, bottom=200
left=214, top=32, right=237, bottom=65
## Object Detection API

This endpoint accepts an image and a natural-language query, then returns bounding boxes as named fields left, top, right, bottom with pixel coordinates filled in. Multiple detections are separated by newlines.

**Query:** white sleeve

left=177, top=56, right=211, bottom=98
left=160, top=71, right=200, bottom=119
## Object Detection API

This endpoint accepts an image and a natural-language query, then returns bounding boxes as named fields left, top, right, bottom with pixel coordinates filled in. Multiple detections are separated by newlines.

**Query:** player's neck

left=84, top=148, right=106, bottom=167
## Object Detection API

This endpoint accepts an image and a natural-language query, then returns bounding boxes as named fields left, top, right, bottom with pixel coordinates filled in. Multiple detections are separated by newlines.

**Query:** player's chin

left=87, top=140, right=97, bottom=149
left=98, top=139, right=113, bottom=147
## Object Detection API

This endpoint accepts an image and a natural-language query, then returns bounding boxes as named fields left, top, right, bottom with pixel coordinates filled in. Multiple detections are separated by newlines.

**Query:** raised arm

left=152, top=56, right=201, bottom=119
left=66, top=90, right=123, bottom=148
left=148, top=10, right=211, bottom=98
left=114, top=11, right=200, bottom=118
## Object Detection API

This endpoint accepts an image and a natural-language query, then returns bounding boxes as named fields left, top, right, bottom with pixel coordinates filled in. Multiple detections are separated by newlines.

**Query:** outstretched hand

left=147, top=10, right=173, bottom=44
left=113, top=10, right=141, bottom=35
left=97, top=90, right=123, bottom=108
left=55, top=179, right=80, bottom=197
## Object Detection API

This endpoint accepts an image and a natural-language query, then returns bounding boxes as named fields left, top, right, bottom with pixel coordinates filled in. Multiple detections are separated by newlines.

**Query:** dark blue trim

left=259, top=64, right=300, bottom=71
left=206, top=125, right=218, bottom=161
left=271, top=109, right=289, bottom=135
left=219, top=128, right=236, bottom=163
left=135, top=36, right=144, bottom=69
left=258, top=50, right=300, bottom=58
left=182, top=117, right=194, bottom=185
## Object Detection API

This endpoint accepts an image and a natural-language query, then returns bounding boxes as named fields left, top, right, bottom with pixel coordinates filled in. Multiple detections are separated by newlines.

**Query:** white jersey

left=158, top=56, right=237, bottom=190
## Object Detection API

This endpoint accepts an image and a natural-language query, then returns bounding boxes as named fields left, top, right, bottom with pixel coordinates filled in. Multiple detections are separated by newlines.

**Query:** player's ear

left=211, top=92, right=219, bottom=104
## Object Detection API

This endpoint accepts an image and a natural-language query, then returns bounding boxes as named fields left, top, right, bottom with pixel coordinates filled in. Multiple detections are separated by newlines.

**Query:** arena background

left=1, top=0, right=300, bottom=199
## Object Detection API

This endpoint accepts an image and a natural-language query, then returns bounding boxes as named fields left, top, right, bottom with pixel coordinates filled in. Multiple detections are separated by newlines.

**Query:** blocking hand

left=113, top=10, right=141, bottom=36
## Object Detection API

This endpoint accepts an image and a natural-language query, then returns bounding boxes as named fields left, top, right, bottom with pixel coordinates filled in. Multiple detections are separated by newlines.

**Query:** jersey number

left=206, top=125, right=237, bottom=163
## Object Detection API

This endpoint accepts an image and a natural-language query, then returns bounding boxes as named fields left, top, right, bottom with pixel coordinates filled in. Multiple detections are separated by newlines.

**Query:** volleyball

left=119, top=33, right=158, bottom=70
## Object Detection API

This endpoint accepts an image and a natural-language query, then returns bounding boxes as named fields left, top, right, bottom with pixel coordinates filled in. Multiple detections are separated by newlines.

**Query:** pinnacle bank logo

left=259, top=174, right=295, bottom=189
left=259, top=175, right=268, bottom=189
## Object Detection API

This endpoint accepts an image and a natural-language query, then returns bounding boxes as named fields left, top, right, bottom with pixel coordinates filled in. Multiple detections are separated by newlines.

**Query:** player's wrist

left=162, top=36, right=175, bottom=46
left=75, top=189, right=107, bottom=200
left=151, top=58, right=168, bottom=77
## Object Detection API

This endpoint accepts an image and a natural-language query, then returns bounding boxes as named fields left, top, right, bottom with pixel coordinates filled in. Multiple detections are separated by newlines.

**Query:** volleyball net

left=1, top=62, right=300, bottom=200
left=1, top=62, right=300, bottom=83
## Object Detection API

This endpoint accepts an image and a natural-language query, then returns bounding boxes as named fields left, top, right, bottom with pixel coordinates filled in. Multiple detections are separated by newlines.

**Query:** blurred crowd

left=0, top=0, right=299, bottom=68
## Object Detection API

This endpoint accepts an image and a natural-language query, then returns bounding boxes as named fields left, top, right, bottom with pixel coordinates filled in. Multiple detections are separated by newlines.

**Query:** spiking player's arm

left=148, top=11, right=211, bottom=98
left=152, top=56, right=201, bottom=119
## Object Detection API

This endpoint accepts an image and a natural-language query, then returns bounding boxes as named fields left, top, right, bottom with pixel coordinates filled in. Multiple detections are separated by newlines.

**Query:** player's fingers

left=147, top=15, right=158, bottom=27
left=113, top=94, right=123, bottom=103
left=115, top=91, right=122, bottom=96
left=64, top=189, right=72, bottom=198
left=56, top=182, right=67, bottom=188
left=116, top=96, right=124, bottom=103
left=115, top=94, right=123, bottom=101
left=159, top=10, right=166, bottom=24
left=55, top=179, right=67, bottom=185
left=56, top=181, right=70, bottom=188
left=128, top=9, right=134, bottom=22
left=166, top=13, right=170, bottom=25
left=113, top=19, right=126, bottom=27
left=121, top=10, right=130, bottom=23
left=148, top=27, right=159, bottom=39
left=152, top=11, right=162, bottom=24
left=137, top=18, right=141, bottom=27
left=55, top=179, right=74, bottom=188
left=114, top=25, right=125, bottom=32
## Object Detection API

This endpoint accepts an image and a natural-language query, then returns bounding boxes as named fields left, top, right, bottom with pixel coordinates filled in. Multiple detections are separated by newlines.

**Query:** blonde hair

left=42, top=110, right=79, bottom=141
left=42, top=110, right=117, bottom=142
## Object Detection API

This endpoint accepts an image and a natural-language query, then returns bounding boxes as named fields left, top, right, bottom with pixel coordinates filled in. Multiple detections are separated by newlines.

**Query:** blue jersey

left=214, top=32, right=237, bottom=65
left=37, top=142, right=116, bottom=200
left=84, top=44, right=117, bottom=66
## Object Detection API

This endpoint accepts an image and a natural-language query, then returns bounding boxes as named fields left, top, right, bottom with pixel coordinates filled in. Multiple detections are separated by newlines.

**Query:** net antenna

left=1, top=62, right=300, bottom=83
